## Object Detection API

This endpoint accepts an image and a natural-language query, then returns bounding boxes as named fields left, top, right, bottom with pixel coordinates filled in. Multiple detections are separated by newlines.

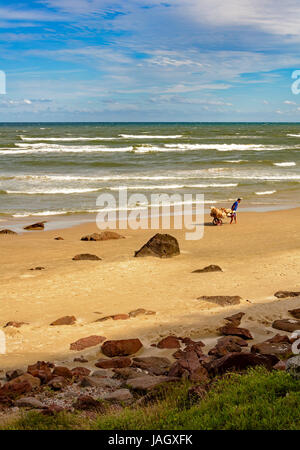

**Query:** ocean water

left=0, top=122, right=300, bottom=218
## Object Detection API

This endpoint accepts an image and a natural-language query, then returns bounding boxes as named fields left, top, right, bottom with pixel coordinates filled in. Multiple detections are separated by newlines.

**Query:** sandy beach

left=0, top=208, right=300, bottom=371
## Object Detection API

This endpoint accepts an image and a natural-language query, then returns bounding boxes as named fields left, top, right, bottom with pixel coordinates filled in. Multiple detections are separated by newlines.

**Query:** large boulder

left=24, top=221, right=46, bottom=231
left=101, top=339, right=143, bottom=357
left=81, top=231, right=125, bottom=241
left=286, top=355, right=300, bottom=379
left=272, top=319, right=300, bottom=333
left=274, top=291, right=300, bottom=298
left=72, top=253, right=101, bottom=261
left=192, top=265, right=222, bottom=273
left=289, top=308, right=300, bottom=319
left=132, top=357, right=171, bottom=375
left=197, top=295, right=241, bottom=306
left=134, top=233, right=180, bottom=258
left=27, top=361, right=53, bottom=384
left=70, top=335, right=106, bottom=351
left=251, top=341, right=293, bottom=359
left=0, top=374, right=40, bottom=399
left=206, top=352, right=278, bottom=376
left=218, top=325, right=253, bottom=340
left=157, top=336, right=180, bottom=349
left=168, top=350, right=204, bottom=379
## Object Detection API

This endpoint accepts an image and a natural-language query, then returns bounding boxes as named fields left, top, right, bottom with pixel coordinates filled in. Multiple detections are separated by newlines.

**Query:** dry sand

left=0, top=208, right=300, bottom=371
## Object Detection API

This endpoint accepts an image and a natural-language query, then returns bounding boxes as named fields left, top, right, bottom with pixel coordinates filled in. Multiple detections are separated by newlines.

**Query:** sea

left=0, top=122, right=300, bottom=225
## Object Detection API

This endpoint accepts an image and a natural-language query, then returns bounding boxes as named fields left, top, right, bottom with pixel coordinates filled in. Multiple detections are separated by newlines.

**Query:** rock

left=0, top=374, right=40, bottom=398
left=265, top=334, right=291, bottom=344
left=96, top=314, right=129, bottom=322
left=73, top=356, right=88, bottom=363
left=102, top=389, right=133, bottom=402
left=132, top=357, right=171, bottom=376
left=274, top=291, right=300, bottom=299
left=74, top=395, right=103, bottom=411
left=128, top=309, right=156, bottom=318
left=70, top=335, right=106, bottom=351
left=209, top=341, right=242, bottom=358
left=0, top=229, right=17, bottom=235
left=81, top=231, right=125, bottom=241
left=286, top=355, right=300, bottom=379
left=134, top=233, right=180, bottom=258
left=24, top=221, right=46, bottom=231
left=47, top=376, right=68, bottom=390
left=95, top=357, right=132, bottom=369
left=80, top=376, right=120, bottom=389
left=206, top=352, right=277, bottom=376
left=72, top=253, right=101, bottom=261
left=197, top=295, right=241, bottom=306
left=52, top=366, right=73, bottom=380
left=273, top=360, right=287, bottom=371
left=168, top=350, right=202, bottom=378
left=126, top=375, right=179, bottom=392
left=112, top=368, right=145, bottom=380
left=272, top=319, right=300, bottom=333
left=251, top=341, right=293, bottom=359
left=289, top=308, right=300, bottom=319
left=217, top=335, right=248, bottom=347
left=91, top=369, right=114, bottom=378
left=189, top=366, right=210, bottom=382
left=4, top=321, right=28, bottom=328
left=71, top=367, right=91, bottom=379
left=14, top=397, right=45, bottom=409
left=101, top=339, right=143, bottom=357
left=29, top=267, right=45, bottom=271
left=6, top=369, right=24, bottom=381
left=218, top=325, right=253, bottom=340
left=54, top=236, right=64, bottom=240
left=27, top=361, right=54, bottom=384
left=157, top=336, right=180, bottom=349
left=50, top=315, right=76, bottom=326
left=192, top=265, right=222, bottom=273
left=224, top=312, right=245, bottom=327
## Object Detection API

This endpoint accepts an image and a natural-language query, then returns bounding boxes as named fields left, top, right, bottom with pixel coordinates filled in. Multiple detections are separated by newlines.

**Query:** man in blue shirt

left=230, top=198, right=241, bottom=224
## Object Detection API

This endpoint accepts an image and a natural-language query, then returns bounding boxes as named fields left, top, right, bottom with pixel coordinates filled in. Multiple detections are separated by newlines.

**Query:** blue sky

left=1, top=0, right=300, bottom=121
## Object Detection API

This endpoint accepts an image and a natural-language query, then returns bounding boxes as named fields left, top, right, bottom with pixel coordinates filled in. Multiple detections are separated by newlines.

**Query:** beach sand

left=0, top=208, right=300, bottom=371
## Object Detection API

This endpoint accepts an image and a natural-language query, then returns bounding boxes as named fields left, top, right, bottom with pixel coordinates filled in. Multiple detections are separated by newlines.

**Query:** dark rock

left=50, top=315, right=76, bottom=326
left=0, top=229, right=17, bottom=235
left=289, top=308, right=300, bottom=319
left=189, top=366, right=210, bottom=382
left=74, top=395, right=103, bottom=411
left=126, top=375, right=179, bottom=392
left=4, top=321, right=28, bottom=328
left=27, top=361, right=54, bottom=384
left=71, top=367, right=91, bottom=379
left=95, top=357, right=132, bottom=369
left=70, top=335, right=106, bottom=351
left=132, top=357, right=171, bottom=375
left=47, top=376, right=68, bottom=390
left=73, top=356, right=88, bottom=363
left=72, top=253, right=101, bottom=261
left=251, top=341, right=293, bottom=359
left=134, top=233, right=180, bottom=258
left=272, top=319, right=300, bottom=333
left=265, top=334, right=291, bottom=344
left=128, top=308, right=156, bottom=317
left=286, top=355, right=300, bottom=379
left=169, top=350, right=202, bottom=378
left=192, top=265, right=222, bottom=273
left=224, top=312, right=245, bottom=327
left=157, top=336, right=180, bottom=349
left=52, top=366, right=73, bottom=380
left=101, top=339, right=143, bottom=357
left=274, top=291, right=300, bottom=298
left=29, top=267, right=45, bottom=271
left=217, top=335, right=248, bottom=347
left=209, top=341, right=242, bottom=358
left=6, top=369, right=24, bottom=381
left=218, top=325, right=253, bottom=340
left=24, top=221, right=46, bottom=231
left=81, top=231, right=125, bottom=241
left=0, top=374, right=40, bottom=399
left=95, top=314, right=129, bottom=322
left=206, top=352, right=277, bottom=376
left=54, top=236, right=64, bottom=240
left=197, top=295, right=241, bottom=306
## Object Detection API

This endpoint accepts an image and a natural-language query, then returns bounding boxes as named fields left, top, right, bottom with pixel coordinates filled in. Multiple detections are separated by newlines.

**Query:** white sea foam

left=273, top=162, right=296, bottom=167
left=19, top=135, right=117, bottom=141
left=165, top=143, right=292, bottom=152
left=255, top=190, right=277, bottom=195
left=119, top=134, right=183, bottom=139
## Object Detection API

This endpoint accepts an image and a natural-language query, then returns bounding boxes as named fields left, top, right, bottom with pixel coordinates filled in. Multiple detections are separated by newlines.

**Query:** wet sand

left=0, top=208, right=300, bottom=370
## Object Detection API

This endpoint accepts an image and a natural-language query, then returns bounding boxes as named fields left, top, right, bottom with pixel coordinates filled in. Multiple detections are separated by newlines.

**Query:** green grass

left=2, top=367, right=300, bottom=430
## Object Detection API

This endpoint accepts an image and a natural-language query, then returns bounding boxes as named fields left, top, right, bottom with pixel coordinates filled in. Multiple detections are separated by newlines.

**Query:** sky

left=1, top=0, right=300, bottom=121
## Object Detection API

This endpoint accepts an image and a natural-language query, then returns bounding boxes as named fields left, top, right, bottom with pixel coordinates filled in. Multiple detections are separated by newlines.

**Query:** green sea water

left=0, top=122, right=300, bottom=219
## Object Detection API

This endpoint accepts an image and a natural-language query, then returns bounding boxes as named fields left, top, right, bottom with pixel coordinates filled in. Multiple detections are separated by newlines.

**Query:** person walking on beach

left=230, top=198, right=241, bottom=224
